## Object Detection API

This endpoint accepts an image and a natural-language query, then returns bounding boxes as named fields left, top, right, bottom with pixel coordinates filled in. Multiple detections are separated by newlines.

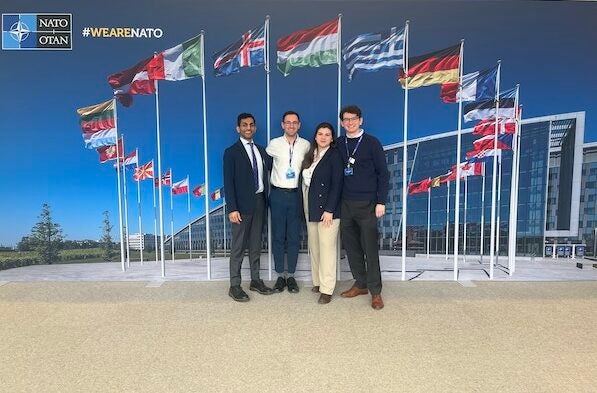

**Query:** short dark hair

left=282, top=111, right=300, bottom=122
left=237, top=113, right=255, bottom=127
left=339, top=105, right=362, bottom=120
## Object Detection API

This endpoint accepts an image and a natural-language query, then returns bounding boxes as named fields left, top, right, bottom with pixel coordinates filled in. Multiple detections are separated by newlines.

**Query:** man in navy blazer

left=223, top=113, right=273, bottom=302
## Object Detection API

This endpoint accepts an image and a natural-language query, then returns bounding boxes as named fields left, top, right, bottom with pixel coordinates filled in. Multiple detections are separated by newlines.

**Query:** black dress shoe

left=272, top=277, right=286, bottom=293
left=229, top=286, right=249, bottom=302
left=286, top=277, right=299, bottom=293
left=318, top=294, right=332, bottom=304
left=249, top=279, right=273, bottom=295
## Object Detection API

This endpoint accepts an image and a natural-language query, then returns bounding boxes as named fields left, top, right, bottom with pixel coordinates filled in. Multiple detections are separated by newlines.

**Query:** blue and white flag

left=463, top=87, right=517, bottom=122
left=83, top=128, right=117, bottom=149
left=343, top=27, right=405, bottom=81
left=213, top=24, right=265, bottom=77
left=441, top=66, right=497, bottom=103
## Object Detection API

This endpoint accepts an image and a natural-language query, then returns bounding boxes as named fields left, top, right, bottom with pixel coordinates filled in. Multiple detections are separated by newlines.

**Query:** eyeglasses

left=342, top=116, right=360, bottom=123
left=283, top=121, right=299, bottom=126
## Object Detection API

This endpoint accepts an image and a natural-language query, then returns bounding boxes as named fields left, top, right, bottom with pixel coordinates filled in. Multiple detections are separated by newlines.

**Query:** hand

left=375, top=204, right=385, bottom=218
left=229, top=211, right=242, bottom=224
left=320, top=211, right=333, bottom=227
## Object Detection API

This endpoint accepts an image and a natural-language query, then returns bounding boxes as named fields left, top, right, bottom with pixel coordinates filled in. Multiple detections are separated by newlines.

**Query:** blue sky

left=0, top=0, right=595, bottom=246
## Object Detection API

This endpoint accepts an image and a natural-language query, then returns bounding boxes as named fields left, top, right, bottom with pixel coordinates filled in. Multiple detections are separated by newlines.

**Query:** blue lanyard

left=345, top=134, right=363, bottom=164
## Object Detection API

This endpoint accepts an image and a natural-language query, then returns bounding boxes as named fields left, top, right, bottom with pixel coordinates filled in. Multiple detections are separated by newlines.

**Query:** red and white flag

left=172, top=177, right=189, bottom=195
left=473, top=117, right=516, bottom=136
left=192, top=184, right=205, bottom=197
left=133, top=160, right=154, bottom=181
left=97, top=138, right=123, bottom=163
left=454, top=162, right=483, bottom=178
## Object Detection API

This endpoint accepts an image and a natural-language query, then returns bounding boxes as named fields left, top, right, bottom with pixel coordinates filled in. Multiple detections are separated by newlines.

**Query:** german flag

left=399, top=44, right=460, bottom=89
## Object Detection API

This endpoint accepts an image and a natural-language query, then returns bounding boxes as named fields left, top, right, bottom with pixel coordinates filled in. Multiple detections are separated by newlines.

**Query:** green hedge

left=0, top=257, right=40, bottom=271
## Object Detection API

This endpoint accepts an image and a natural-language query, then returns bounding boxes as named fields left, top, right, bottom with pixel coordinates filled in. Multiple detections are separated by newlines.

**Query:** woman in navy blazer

left=299, top=122, right=343, bottom=304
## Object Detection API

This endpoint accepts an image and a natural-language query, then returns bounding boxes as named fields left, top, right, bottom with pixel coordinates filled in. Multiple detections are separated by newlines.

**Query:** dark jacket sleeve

left=324, top=149, right=344, bottom=214
left=223, top=147, right=238, bottom=212
left=372, top=137, right=390, bottom=204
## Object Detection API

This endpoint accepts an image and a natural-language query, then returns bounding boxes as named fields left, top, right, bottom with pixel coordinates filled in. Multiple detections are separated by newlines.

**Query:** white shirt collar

left=346, top=129, right=364, bottom=139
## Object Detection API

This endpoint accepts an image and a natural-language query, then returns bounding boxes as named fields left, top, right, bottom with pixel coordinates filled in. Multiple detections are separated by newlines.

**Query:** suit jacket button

left=318, top=194, right=322, bottom=197
left=319, top=205, right=323, bottom=209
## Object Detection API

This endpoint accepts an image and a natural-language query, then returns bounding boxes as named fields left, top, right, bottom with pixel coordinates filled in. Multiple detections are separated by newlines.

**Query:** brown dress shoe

left=371, top=294, right=384, bottom=310
left=318, top=294, right=332, bottom=304
left=311, top=286, right=320, bottom=293
left=341, top=286, right=368, bottom=298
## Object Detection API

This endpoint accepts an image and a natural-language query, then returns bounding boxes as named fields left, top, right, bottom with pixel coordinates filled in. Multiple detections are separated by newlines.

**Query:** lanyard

left=288, top=138, right=297, bottom=167
left=345, top=134, right=363, bottom=164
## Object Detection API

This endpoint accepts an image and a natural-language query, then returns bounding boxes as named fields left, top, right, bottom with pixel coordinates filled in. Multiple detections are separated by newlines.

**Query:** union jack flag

left=133, top=160, right=154, bottom=181
left=213, top=23, right=265, bottom=77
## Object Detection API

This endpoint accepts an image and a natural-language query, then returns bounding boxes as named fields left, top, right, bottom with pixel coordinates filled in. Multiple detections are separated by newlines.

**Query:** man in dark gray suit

left=223, top=113, right=273, bottom=302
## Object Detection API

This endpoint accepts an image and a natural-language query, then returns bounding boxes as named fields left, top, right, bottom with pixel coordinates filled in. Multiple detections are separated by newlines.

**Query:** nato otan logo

left=2, top=13, right=72, bottom=50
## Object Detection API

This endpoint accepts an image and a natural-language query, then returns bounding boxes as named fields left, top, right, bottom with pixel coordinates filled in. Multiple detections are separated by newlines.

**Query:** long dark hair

left=301, top=122, right=336, bottom=170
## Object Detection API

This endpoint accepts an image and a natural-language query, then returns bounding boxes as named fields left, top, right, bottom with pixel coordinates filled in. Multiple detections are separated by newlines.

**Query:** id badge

left=344, top=167, right=354, bottom=176
left=286, top=168, right=296, bottom=179
left=348, top=157, right=356, bottom=165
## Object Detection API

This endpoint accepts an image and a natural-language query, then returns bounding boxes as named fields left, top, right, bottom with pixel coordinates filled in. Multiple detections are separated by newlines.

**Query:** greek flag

left=343, top=27, right=405, bottom=81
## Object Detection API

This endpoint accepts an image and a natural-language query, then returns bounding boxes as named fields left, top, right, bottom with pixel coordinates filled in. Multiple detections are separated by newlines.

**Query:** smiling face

left=341, top=112, right=363, bottom=135
left=281, top=113, right=300, bottom=138
left=236, top=115, right=256, bottom=140
left=315, top=126, right=333, bottom=149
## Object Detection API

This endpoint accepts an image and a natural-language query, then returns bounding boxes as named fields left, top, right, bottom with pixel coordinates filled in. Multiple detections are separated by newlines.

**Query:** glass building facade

left=166, top=112, right=592, bottom=257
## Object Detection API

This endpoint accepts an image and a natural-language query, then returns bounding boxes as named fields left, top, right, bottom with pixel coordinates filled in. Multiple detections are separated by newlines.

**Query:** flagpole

left=453, top=39, right=464, bottom=281
left=337, top=13, right=343, bottom=281
left=152, top=166, right=159, bottom=264
left=480, top=163, right=486, bottom=263
left=511, top=98, right=522, bottom=275
left=265, top=16, right=272, bottom=281
left=427, top=180, right=431, bottom=259
left=122, top=144, right=131, bottom=268
left=223, top=198, right=227, bottom=258
left=446, top=180, right=450, bottom=260
left=170, top=169, right=175, bottom=263
left=496, top=152, right=503, bottom=268
left=463, top=174, right=468, bottom=262
left=154, top=78, right=166, bottom=277
left=187, top=175, right=192, bottom=261
left=508, top=85, right=521, bottom=275
left=200, top=31, right=212, bottom=280
left=401, top=20, right=410, bottom=281
left=135, top=148, right=144, bottom=265
left=113, top=99, right=125, bottom=272
left=489, top=60, right=502, bottom=280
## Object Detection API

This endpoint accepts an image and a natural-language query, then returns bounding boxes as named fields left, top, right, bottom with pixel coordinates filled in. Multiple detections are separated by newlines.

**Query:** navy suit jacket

left=223, top=140, right=272, bottom=215
left=298, top=147, right=343, bottom=222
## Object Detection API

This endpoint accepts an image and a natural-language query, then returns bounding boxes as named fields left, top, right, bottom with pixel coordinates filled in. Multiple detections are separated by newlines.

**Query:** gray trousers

left=229, top=193, right=265, bottom=287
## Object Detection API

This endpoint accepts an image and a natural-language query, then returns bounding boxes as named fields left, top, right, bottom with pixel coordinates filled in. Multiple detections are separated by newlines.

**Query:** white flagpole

left=187, top=175, right=192, bottom=261
left=152, top=167, right=159, bottom=264
left=480, top=163, right=486, bottom=262
left=265, top=16, right=272, bottom=281
left=135, top=148, right=144, bottom=265
left=511, top=99, right=522, bottom=274
left=154, top=78, right=166, bottom=277
left=453, top=39, right=464, bottom=281
left=223, top=198, right=227, bottom=258
left=489, top=61, right=502, bottom=280
left=463, top=174, right=468, bottom=262
left=200, top=31, right=212, bottom=280
left=446, top=180, right=450, bottom=260
left=496, top=153, right=503, bottom=268
left=401, top=20, right=410, bottom=281
left=508, top=85, right=521, bottom=274
left=122, top=145, right=131, bottom=268
left=337, top=13, right=343, bottom=281
left=170, top=169, right=175, bottom=263
left=113, top=99, right=125, bottom=272
left=427, top=181, right=431, bottom=259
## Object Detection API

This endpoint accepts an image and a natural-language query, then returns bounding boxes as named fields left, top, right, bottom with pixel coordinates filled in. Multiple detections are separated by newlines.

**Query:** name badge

left=286, top=168, right=296, bottom=179
left=348, top=157, right=356, bottom=165
left=344, top=167, right=354, bottom=176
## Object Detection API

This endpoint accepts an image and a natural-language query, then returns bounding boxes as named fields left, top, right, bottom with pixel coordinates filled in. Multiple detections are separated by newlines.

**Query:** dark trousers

left=340, top=199, right=382, bottom=295
left=229, top=193, right=265, bottom=287
left=270, top=188, right=300, bottom=274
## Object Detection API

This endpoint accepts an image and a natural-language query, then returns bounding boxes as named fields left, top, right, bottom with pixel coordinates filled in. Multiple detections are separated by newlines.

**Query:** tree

left=17, top=236, right=34, bottom=251
left=29, top=203, right=64, bottom=264
left=100, top=211, right=114, bottom=261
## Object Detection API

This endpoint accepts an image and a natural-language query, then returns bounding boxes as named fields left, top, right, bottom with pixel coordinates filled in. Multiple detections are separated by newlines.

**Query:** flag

left=97, top=138, right=123, bottom=163
left=133, top=160, right=154, bottom=181
left=122, top=150, right=138, bottom=167
left=467, top=149, right=502, bottom=163
left=343, top=27, right=405, bottom=81
left=192, top=184, right=205, bottom=197
left=399, top=44, right=460, bottom=89
left=463, top=87, right=517, bottom=122
left=82, top=128, right=117, bottom=149
left=172, top=177, right=189, bottom=195
left=147, top=35, right=203, bottom=80
left=431, top=176, right=442, bottom=187
left=471, top=134, right=513, bottom=153
left=213, top=24, right=265, bottom=77
left=277, top=18, right=339, bottom=76
left=76, top=100, right=115, bottom=133
left=473, top=117, right=517, bottom=136
left=440, top=66, right=498, bottom=103
left=210, top=188, right=224, bottom=201
left=440, top=172, right=454, bottom=183
left=408, top=178, right=431, bottom=195
left=108, top=57, right=156, bottom=107
left=453, top=162, right=483, bottom=178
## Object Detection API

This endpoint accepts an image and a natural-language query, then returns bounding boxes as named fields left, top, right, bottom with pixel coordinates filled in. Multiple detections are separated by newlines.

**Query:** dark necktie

left=249, top=142, right=259, bottom=190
